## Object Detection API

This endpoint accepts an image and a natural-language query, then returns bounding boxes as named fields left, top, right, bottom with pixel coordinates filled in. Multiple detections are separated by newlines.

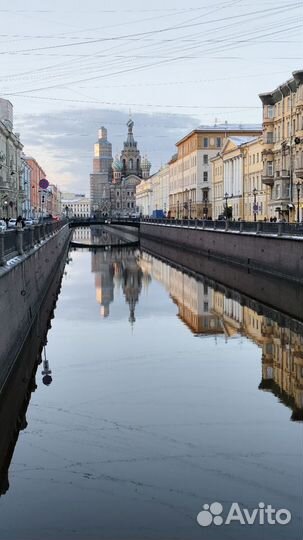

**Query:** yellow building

left=168, top=124, right=262, bottom=219
left=212, top=136, right=270, bottom=220
left=259, top=69, right=303, bottom=221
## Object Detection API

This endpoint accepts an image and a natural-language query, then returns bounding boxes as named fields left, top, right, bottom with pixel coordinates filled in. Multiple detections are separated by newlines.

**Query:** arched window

left=129, top=158, right=133, bottom=169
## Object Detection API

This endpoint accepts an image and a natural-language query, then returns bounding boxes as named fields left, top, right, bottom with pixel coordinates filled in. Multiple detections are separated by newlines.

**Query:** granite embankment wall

left=103, top=224, right=139, bottom=243
left=0, top=224, right=71, bottom=390
left=140, top=223, right=303, bottom=283
left=140, top=236, right=303, bottom=325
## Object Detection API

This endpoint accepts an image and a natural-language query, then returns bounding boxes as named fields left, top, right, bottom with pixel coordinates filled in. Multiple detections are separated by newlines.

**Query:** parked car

left=8, top=218, right=16, bottom=228
left=0, top=219, right=6, bottom=231
left=24, top=219, right=33, bottom=226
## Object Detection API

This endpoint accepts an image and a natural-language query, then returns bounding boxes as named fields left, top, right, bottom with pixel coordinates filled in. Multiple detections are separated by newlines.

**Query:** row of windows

left=116, top=202, right=135, bottom=208
left=178, top=137, right=222, bottom=157
left=266, top=90, right=303, bottom=118
left=113, top=191, right=135, bottom=197
left=202, top=137, right=222, bottom=149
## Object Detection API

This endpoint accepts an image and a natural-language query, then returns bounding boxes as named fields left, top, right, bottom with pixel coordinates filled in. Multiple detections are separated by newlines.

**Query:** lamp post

left=295, top=181, right=302, bottom=223
left=3, top=200, right=8, bottom=219
left=189, top=198, right=192, bottom=219
left=184, top=188, right=189, bottom=218
left=177, top=200, right=179, bottom=219
left=224, top=192, right=229, bottom=218
left=253, top=187, right=258, bottom=222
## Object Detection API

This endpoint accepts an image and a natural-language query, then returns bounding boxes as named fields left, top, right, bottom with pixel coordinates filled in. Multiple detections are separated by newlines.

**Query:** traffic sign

left=39, top=178, right=49, bottom=190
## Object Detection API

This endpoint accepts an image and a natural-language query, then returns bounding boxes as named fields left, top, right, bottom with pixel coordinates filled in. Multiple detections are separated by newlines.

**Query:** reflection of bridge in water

left=71, top=224, right=139, bottom=249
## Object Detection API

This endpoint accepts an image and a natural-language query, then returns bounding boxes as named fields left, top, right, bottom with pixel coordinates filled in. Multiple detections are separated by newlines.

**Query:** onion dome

left=141, top=156, right=151, bottom=171
left=112, top=156, right=123, bottom=172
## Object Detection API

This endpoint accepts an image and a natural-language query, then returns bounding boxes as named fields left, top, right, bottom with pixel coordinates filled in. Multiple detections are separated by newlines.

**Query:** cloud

left=15, top=108, right=198, bottom=194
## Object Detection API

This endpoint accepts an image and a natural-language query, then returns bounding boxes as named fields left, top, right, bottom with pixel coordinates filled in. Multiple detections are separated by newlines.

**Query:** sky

left=0, top=0, right=302, bottom=194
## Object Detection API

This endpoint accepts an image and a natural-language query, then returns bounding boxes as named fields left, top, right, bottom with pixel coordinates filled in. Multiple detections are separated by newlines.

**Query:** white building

left=136, top=164, right=169, bottom=217
left=62, top=196, right=91, bottom=218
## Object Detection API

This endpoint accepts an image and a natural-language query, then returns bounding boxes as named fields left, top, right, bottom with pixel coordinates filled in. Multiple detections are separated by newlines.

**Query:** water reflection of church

left=91, top=248, right=145, bottom=324
left=138, top=252, right=303, bottom=421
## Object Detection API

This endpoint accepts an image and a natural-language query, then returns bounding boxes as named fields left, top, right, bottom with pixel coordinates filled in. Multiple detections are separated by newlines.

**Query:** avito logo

left=197, top=502, right=291, bottom=527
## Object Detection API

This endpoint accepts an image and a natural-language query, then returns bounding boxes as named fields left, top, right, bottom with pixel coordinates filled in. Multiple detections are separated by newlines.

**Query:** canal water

left=0, top=234, right=302, bottom=540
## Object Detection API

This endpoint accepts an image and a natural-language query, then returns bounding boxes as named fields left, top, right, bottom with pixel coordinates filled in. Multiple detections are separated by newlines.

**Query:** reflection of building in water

left=259, top=320, right=303, bottom=420
left=121, top=252, right=143, bottom=324
left=91, top=248, right=143, bottom=322
left=169, top=271, right=223, bottom=334
left=213, top=291, right=243, bottom=337
left=140, top=252, right=303, bottom=420
left=138, top=254, right=223, bottom=335
left=91, top=250, right=114, bottom=317
left=212, top=289, right=303, bottom=420
left=72, top=227, right=91, bottom=243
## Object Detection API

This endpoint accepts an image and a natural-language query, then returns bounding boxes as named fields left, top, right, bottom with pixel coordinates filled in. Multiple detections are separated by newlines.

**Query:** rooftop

left=176, top=123, right=262, bottom=145
left=228, top=136, right=257, bottom=145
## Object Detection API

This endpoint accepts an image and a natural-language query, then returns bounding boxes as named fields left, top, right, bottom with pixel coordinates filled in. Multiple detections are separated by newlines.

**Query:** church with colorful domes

left=90, top=119, right=151, bottom=217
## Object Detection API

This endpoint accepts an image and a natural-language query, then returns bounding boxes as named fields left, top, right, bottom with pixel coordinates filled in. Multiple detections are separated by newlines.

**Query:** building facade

left=259, top=69, right=303, bottom=221
left=46, top=184, right=62, bottom=217
left=0, top=99, right=23, bottom=219
left=20, top=154, right=32, bottom=219
left=168, top=124, right=262, bottom=219
left=25, top=157, right=46, bottom=219
left=90, top=119, right=151, bottom=217
left=62, top=196, right=91, bottom=218
left=136, top=164, right=169, bottom=217
left=212, top=136, right=270, bottom=220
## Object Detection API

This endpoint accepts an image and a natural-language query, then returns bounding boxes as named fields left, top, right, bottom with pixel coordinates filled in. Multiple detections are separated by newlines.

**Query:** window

left=203, top=171, right=208, bottom=182
left=267, top=132, right=274, bottom=144
left=276, top=184, right=280, bottom=199
left=267, top=162, right=273, bottom=176
left=216, top=137, right=221, bottom=148
left=267, top=105, right=274, bottom=119
left=204, top=302, right=209, bottom=312
left=203, top=154, right=208, bottom=165
left=203, top=137, right=208, bottom=148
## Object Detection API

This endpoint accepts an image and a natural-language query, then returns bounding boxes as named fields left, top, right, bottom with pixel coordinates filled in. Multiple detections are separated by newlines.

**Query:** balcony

left=277, top=170, right=290, bottom=180
left=262, top=165, right=274, bottom=186
left=262, top=174, right=274, bottom=186
left=263, top=114, right=275, bottom=125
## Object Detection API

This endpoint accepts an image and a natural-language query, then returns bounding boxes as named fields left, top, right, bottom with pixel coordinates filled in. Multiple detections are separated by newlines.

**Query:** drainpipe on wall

left=286, top=82, right=294, bottom=216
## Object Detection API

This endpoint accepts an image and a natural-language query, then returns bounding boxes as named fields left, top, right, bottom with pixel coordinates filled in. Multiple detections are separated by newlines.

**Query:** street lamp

left=189, top=198, right=192, bottom=219
left=253, top=188, right=258, bottom=222
left=184, top=188, right=189, bottom=218
left=224, top=192, right=229, bottom=218
left=295, top=180, right=302, bottom=223
left=177, top=199, right=179, bottom=219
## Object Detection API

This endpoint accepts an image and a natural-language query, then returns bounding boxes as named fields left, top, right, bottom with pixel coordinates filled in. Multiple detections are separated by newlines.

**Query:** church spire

left=126, top=118, right=135, bottom=147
